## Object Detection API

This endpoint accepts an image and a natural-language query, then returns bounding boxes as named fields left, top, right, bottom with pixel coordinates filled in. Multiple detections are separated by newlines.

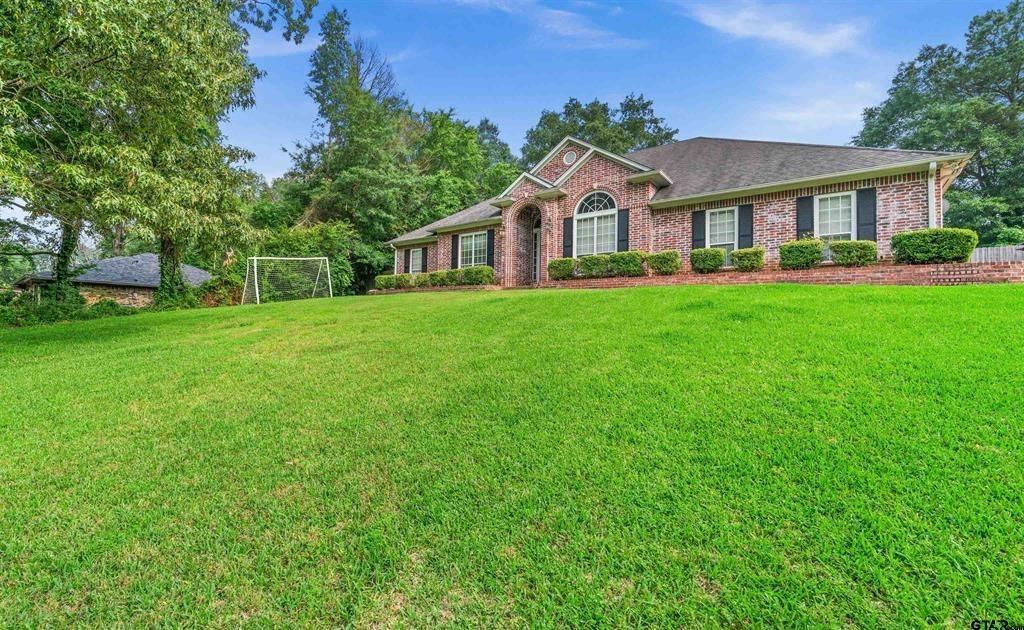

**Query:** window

left=574, top=191, right=617, bottom=256
left=815, top=192, right=856, bottom=259
left=459, top=232, right=488, bottom=268
left=707, top=207, right=738, bottom=266
left=409, top=248, right=424, bottom=274
left=563, top=150, right=578, bottom=165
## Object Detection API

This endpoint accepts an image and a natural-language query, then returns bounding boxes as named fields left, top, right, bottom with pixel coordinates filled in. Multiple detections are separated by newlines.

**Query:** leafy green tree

left=521, top=93, right=678, bottom=167
left=476, top=118, right=516, bottom=166
left=0, top=0, right=314, bottom=299
left=854, top=1, right=1024, bottom=243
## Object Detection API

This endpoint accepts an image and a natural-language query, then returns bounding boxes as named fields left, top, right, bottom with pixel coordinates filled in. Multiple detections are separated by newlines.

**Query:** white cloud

left=683, top=0, right=868, bottom=57
left=756, top=78, right=882, bottom=135
left=388, top=47, right=418, bottom=63
left=451, top=0, right=643, bottom=49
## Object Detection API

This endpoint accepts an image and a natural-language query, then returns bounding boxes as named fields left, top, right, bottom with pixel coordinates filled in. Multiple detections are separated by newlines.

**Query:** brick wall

left=539, top=261, right=1024, bottom=289
left=78, top=283, right=155, bottom=307
left=395, top=243, right=437, bottom=274
left=652, top=172, right=932, bottom=268
left=536, top=141, right=587, bottom=182
left=504, top=154, right=655, bottom=286
left=435, top=225, right=505, bottom=283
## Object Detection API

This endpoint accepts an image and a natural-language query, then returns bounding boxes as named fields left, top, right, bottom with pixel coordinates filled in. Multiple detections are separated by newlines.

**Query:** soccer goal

left=241, top=257, right=333, bottom=305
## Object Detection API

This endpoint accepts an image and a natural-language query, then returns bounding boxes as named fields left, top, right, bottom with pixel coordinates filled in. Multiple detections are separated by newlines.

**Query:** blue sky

left=226, top=0, right=1004, bottom=182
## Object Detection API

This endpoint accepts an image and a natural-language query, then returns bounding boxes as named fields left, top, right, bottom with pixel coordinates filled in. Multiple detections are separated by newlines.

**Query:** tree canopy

left=521, top=94, right=678, bottom=168
left=854, top=0, right=1024, bottom=244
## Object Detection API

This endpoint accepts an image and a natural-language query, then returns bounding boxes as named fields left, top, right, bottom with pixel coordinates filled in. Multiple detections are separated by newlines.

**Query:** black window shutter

left=486, top=229, right=495, bottom=267
left=562, top=217, right=573, bottom=257
left=738, top=204, right=754, bottom=249
left=404, top=248, right=411, bottom=272
left=856, top=188, right=877, bottom=242
left=617, top=209, right=629, bottom=252
left=692, top=210, right=706, bottom=249
left=451, top=234, right=459, bottom=268
left=421, top=247, right=428, bottom=271
left=796, top=196, right=814, bottom=239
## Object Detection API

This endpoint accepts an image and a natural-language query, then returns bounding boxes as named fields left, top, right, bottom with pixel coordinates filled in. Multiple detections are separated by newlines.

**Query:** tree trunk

left=157, top=234, right=184, bottom=301
left=111, top=224, right=124, bottom=256
left=53, top=218, right=82, bottom=301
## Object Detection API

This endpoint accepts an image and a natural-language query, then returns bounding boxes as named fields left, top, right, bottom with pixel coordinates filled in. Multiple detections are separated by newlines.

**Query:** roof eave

left=535, top=187, right=567, bottom=200
left=625, top=169, right=673, bottom=187
left=388, top=235, right=439, bottom=247
left=432, top=217, right=502, bottom=234
left=649, top=154, right=973, bottom=210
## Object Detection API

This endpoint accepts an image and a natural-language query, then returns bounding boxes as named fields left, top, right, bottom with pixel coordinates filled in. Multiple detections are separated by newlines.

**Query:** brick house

left=387, top=136, right=971, bottom=287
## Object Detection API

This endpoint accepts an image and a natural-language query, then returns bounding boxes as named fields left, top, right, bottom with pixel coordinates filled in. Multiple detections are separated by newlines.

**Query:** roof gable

left=529, top=136, right=650, bottom=181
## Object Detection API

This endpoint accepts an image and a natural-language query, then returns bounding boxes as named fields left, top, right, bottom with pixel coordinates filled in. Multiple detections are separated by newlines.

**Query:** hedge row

left=892, top=228, right=977, bottom=264
left=547, top=250, right=681, bottom=280
left=374, top=266, right=495, bottom=290
left=376, top=229, right=979, bottom=290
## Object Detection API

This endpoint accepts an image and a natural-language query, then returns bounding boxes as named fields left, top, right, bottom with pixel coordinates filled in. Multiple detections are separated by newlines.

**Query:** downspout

left=391, top=245, right=398, bottom=274
left=927, top=161, right=937, bottom=228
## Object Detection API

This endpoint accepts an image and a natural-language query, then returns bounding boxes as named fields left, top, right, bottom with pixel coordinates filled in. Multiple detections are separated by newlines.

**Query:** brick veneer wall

left=503, top=154, right=654, bottom=286
left=536, top=141, right=587, bottom=183
left=539, top=261, right=1024, bottom=289
left=435, top=225, right=505, bottom=283
left=395, top=243, right=437, bottom=274
left=652, top=172, right=932, bottom=268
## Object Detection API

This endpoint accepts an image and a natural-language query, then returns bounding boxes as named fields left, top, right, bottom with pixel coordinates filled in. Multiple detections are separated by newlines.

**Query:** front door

left=532, top=228, right=540, bottom=282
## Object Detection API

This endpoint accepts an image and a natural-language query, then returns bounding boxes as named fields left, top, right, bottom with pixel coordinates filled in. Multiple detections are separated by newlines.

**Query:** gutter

left=927, top=161, right=937, bottom=228
left=648, top=153, right=973, bottom=210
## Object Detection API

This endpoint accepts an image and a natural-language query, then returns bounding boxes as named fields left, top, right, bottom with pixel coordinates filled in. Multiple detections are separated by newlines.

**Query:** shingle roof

left=387, top=198, right=502, bottom=245
left=388, top=136, right=966, bottom=244
left=625, top=137, right=962, bottom=202
left=17, top=253, right=212, bottom=289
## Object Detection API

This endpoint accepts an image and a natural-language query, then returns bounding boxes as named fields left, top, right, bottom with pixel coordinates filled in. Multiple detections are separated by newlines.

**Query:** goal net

left=241, top=257, right=333, bottom=305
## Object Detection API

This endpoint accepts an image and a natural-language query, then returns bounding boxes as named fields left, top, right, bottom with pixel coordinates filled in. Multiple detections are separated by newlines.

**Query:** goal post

left=241, top=257, right=333, bottom=305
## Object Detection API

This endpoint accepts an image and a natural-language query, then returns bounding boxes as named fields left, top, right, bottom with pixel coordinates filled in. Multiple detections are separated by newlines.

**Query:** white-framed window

left=707, top=207, right=738, bottom=266
left=574, top=191, right=617, bottom=257
left=814, top=192, right=856, bottom=259
left=459, top=231, right=488, bottom=268
left=409, top=248, right=424, bottom=274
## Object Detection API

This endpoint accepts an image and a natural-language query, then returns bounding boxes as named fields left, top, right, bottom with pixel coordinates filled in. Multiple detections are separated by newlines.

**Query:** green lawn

left=2, top=284, right=1023, bottom=626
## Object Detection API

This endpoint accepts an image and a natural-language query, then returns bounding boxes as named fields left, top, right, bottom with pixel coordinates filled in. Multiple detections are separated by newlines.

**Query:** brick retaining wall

left=538, top=262, right=1024, bottom=289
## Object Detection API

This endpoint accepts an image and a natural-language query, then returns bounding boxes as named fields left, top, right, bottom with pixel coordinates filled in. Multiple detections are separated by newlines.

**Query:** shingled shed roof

left=15, top=253, right=212, bottom=289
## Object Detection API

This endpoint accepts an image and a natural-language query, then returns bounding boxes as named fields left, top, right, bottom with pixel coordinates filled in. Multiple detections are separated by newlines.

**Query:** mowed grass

left=1, top=284, right=1023, bottom=626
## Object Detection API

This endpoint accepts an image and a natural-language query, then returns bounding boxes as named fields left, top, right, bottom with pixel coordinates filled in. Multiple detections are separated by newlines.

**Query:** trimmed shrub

left=780, top=239, right=824, bottom=270
left=891, top=228, right=978, bottom=264
left=731, top=246, right=765, bottom=272
left=414, top=273, right=432, bottom=288
left=578, top=254, right=612, bottom=278
left=394, top=274, right=414, bottom=289
left=830, top=240, right=877, bottom=267
left=429, top=270, right=450, bottom=286
left=462, top=265, right=495, bottom=285
left=609, top=251, right=646, bottom=277
left=690, top=247, right=725, bottom=274
left=646, top=250, right=681, bottom=275
left=445, top=268, right=465, bottom=286
left=375, top=274, right=397, bottom=290
left=547, top=257, right=576, bottom=280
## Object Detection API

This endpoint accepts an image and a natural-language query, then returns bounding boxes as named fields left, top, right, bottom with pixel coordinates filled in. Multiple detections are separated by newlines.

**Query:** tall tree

left=854, top=0, right=1024, bottom=243
left=0, top=0, right=315, bottom=299
left=520, top=94, right=678, bottom=168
